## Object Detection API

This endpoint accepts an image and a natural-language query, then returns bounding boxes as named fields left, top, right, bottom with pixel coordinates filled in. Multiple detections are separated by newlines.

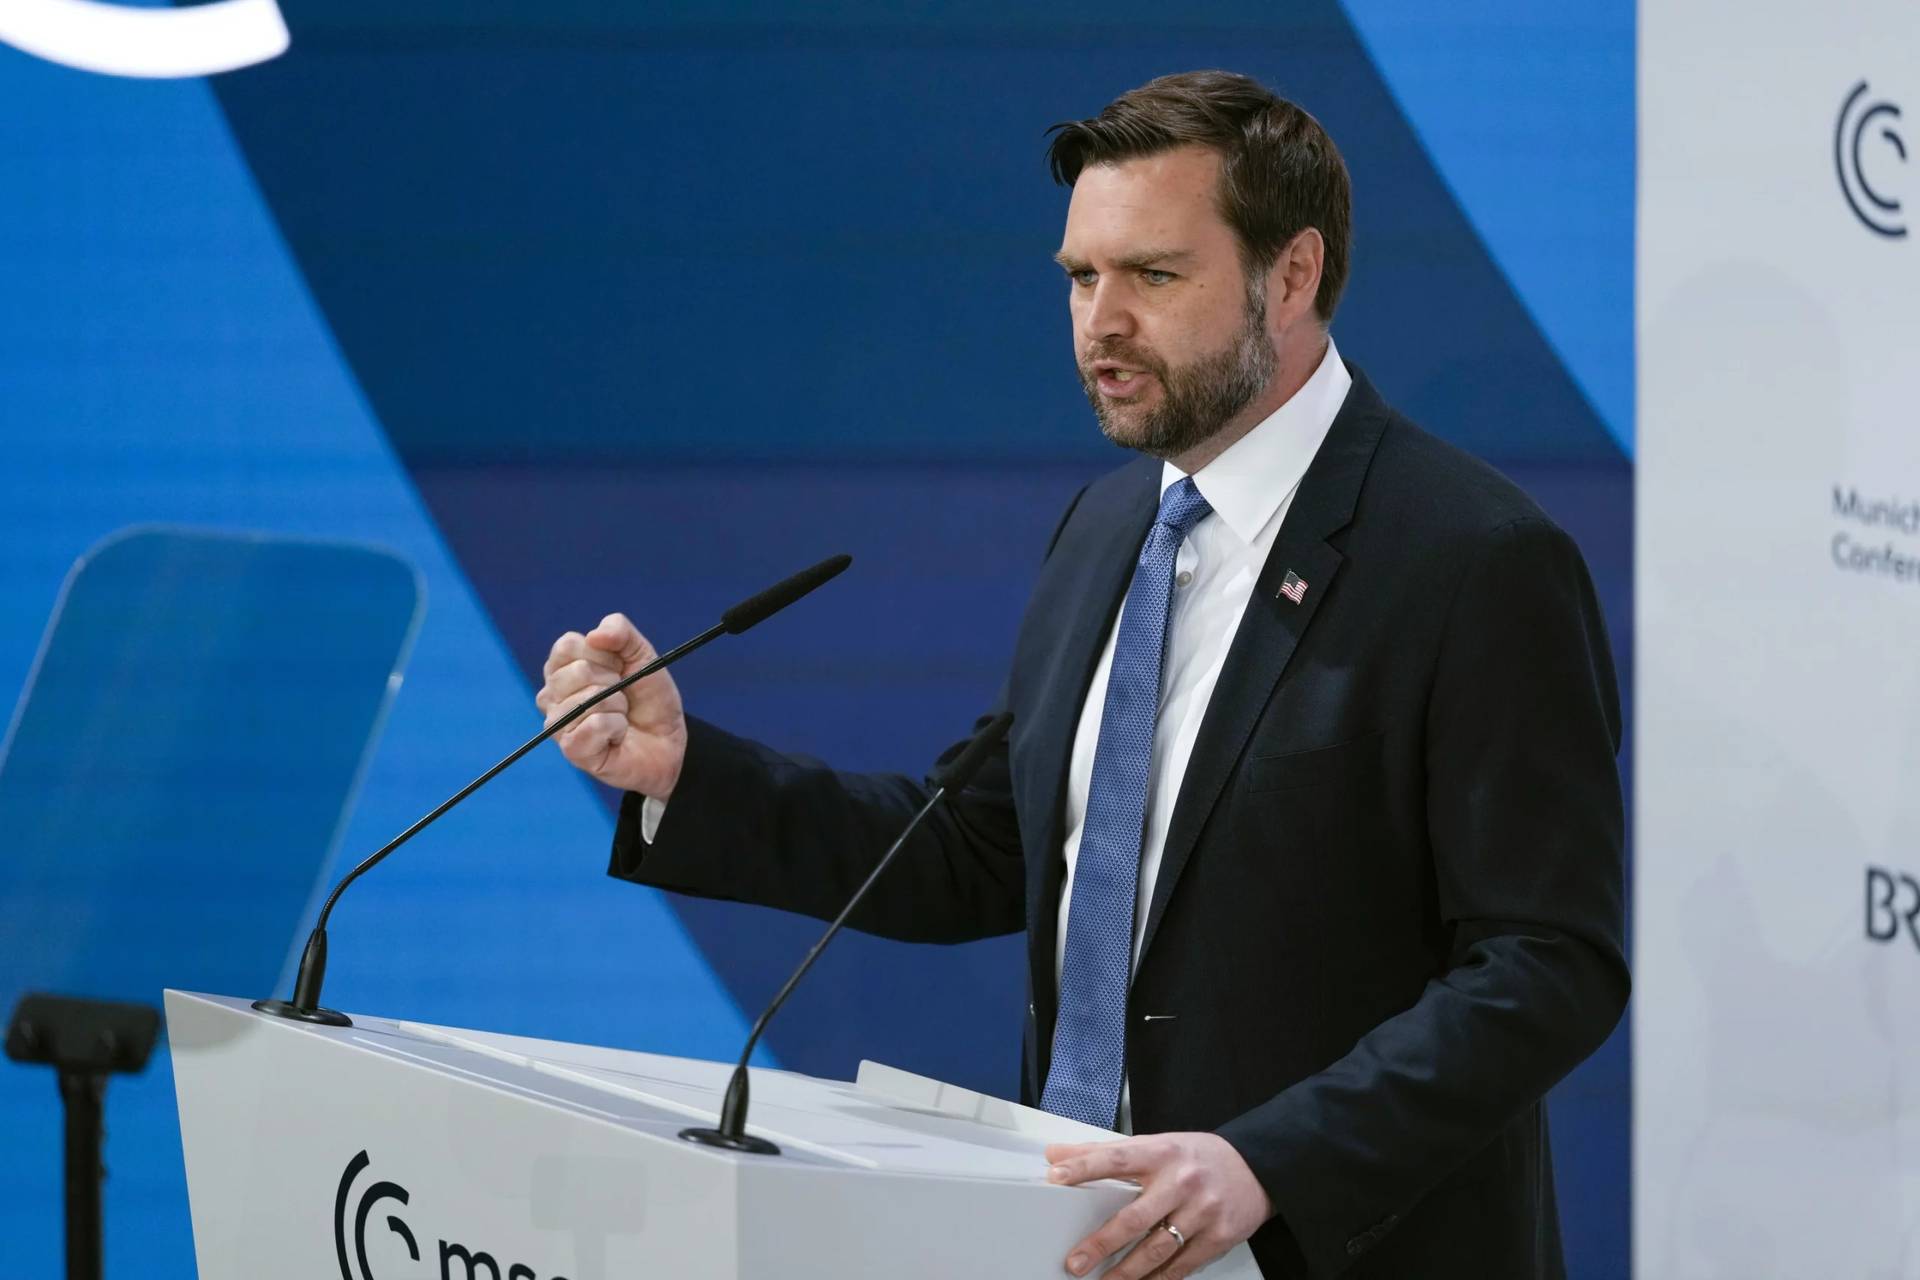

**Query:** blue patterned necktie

left=1042, top=476, right=1212, bottom=1128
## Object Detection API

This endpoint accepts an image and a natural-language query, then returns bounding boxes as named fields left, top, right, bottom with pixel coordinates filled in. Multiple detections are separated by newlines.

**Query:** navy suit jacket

left=612, top=366, right=1628, bottom=1278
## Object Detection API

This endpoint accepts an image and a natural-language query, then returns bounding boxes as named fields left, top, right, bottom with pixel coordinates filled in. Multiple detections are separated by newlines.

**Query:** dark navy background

left=0, top=1, right=1631, bottom=1273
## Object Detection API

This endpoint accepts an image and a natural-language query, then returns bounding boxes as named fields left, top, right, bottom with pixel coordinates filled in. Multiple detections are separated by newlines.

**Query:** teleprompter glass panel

left=0, top=527, right=422, bottom=1012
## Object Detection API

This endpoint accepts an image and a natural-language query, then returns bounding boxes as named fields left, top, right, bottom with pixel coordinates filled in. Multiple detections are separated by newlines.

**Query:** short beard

left=1079, top=284, right=1276, bottom=461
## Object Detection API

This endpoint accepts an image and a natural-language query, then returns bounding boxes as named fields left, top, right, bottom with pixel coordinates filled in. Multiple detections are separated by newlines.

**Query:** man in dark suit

left=536, top=71, right=1626, bottom=1279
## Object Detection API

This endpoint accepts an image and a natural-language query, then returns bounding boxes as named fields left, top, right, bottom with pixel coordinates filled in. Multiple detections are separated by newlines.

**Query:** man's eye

left=1070, top=269, right=1097, bottom=287
left=1141, top=269, right=1174, bottom=285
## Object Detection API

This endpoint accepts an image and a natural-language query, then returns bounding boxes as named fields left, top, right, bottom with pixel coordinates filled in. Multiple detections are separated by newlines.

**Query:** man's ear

left=1269, top=228, right=1325, bottom=326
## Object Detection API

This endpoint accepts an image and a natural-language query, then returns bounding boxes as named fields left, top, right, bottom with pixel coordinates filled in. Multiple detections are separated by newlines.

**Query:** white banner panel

left=1638, top=1, right=1920, bottom=1274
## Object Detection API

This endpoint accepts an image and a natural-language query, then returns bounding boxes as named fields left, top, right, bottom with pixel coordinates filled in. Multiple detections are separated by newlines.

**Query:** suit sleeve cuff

left=1215, top=1111, right=1383, bottom=1278
left=608, top=716, right=764, bottom=898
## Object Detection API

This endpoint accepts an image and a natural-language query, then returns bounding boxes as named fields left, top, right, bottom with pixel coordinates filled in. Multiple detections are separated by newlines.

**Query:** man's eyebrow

left=1114, top=248, right=1194, bottom=271
left=1051, top=248, right=1195, bottom=272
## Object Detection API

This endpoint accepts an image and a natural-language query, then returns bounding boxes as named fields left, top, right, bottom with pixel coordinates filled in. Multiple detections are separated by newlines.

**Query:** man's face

left=1056, top=145, right=1276, bottom=460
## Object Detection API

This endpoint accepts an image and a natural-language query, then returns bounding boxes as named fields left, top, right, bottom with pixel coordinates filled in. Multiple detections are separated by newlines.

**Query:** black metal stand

left=58, top=1069, right=105, bottom=1280
left=5, top=993, right=160, bottom=1280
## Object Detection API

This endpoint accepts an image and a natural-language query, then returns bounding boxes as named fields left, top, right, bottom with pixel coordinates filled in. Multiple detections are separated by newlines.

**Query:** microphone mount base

left=250, top=998, right=351, bottom=1027
left=679, top=1125, right=780, bottom=1156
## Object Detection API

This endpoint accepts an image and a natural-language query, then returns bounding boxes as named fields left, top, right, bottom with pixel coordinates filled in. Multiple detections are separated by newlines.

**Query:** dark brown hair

left=1046, top=70, right=1352, bottom=322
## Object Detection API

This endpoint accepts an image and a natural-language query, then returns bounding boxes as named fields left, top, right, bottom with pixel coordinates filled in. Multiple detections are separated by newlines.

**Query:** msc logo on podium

left=335, top=1150, right=571, bottom=1280
left=1836, top=81, right=1909, bottom=239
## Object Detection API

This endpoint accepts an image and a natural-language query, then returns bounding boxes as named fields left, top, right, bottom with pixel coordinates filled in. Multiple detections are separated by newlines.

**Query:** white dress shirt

left=1057, top=338, right=1349, bottom=1128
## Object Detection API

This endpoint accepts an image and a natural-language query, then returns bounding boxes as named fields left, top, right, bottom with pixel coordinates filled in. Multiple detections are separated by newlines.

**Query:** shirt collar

left=1161, top=335, right=1352, bottom=546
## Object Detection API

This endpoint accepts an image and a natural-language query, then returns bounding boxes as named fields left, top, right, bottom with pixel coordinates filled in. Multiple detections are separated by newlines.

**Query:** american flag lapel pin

left=1278, top=570, right=1309, bottom=605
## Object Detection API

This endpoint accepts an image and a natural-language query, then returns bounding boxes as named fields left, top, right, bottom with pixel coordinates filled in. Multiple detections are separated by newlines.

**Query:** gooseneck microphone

left=253, top=554, right=853, bottom=1028
left=680, top=709, right=1015, bottom=1156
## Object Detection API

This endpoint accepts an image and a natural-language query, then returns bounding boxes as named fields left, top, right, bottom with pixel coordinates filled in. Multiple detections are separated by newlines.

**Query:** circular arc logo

left=1836, top=80, right=1909, bottom=239
left=333, top=1150, right=421, bottom=1280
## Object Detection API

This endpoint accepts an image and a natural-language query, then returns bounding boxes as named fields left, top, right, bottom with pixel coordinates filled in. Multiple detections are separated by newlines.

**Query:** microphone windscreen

left=720, top=554, right=852, bottom=635
left=934, top=711, right=1014, bottom=793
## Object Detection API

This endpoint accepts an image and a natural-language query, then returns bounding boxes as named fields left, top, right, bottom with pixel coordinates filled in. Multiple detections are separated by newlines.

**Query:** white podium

left=166, top=991, right=1260, bottom=1279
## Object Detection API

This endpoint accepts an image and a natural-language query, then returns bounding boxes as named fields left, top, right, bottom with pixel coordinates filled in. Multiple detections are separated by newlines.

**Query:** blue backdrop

left=0, top=1, right=1631, bottom=1274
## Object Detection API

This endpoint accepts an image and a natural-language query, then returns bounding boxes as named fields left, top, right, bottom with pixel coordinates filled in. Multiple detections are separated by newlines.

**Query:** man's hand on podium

left=1046, top=1132, right=1272, bottom=1279
left=536, top=612, right=688, bottom=800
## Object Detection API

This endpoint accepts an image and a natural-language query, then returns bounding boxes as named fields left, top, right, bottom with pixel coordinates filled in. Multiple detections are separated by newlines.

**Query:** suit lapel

left=1136, top=371, right=1391, bottom=965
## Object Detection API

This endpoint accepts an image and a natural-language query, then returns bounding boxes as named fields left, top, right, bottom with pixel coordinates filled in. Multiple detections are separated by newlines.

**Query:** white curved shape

left=0, top=0, right=288, bottom=79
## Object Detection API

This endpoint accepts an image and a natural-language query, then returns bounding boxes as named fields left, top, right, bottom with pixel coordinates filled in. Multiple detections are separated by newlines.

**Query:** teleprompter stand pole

left=5, top=993, right=161, bottom=1280
left=59, top=1069, right=105, bottom=1280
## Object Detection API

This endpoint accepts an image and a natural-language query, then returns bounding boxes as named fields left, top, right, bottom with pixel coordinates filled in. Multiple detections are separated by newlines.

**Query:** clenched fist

left=535, top=613, right=688, bottom=799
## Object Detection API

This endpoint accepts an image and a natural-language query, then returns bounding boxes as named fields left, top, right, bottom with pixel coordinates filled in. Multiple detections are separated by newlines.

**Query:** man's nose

left=1082, top=278, right=1137, bottom=343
